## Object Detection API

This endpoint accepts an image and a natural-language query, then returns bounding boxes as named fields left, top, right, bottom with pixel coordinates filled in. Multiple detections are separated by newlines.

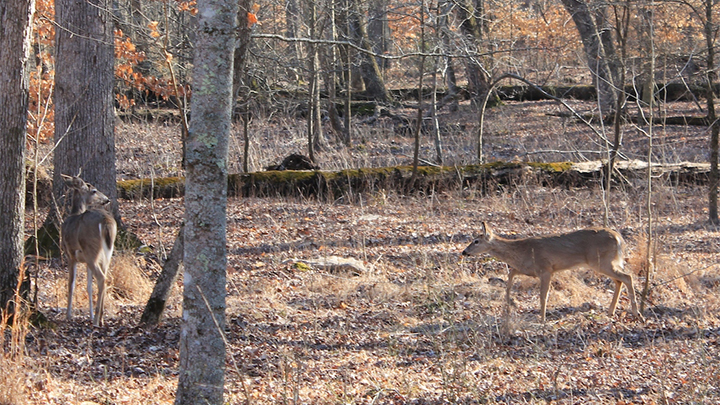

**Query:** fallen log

left=116, top=160, right=710, bottom=200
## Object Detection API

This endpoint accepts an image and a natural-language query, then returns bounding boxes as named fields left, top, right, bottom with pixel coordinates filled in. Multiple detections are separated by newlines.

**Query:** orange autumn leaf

left=247, top=12, right=257, bottom=27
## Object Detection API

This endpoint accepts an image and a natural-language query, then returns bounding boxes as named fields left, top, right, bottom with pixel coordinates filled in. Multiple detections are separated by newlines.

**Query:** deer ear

left=481, top=221, right=493, bottom=238
left=62, top=175, right=84, bottom=189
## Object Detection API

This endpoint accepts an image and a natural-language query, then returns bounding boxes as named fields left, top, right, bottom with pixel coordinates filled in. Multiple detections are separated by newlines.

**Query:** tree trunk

left=285, top=0, right=303, bottom=83
left=560, top=0, right=617, bottom=114
left=348, top=0, right=389, bottom=101
left=457, top=0, right=489, bottom=104
left=368, top=0, right=391, bottom=72
left=0, top=0, right=34, bottom=316
left=232, top=0, right=253, bottom=104
left=140, top=223, right=184, bottom=326
left=233, top=0, right=253, bottom=172
left=174, top=0, right=239, bottom=402
left=705, top=0, right=719, bottom=224
left=54, top=0, right=118, bottom=219
left=439, top=0, right=459, bottom=112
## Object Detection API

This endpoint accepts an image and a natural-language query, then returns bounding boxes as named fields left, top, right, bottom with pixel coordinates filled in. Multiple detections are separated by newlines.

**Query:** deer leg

left=67, top=258, right=78, bottom=320
left=93, top=266, right=107, bottom=327
left=605, top=262, right=643, bottom=320
left=505, top=269, right=517, bottom=313
left=608, top=279, right=623, bottom=316
left=87, top=266, right=95, bottom=323
left=539, top=272, right=552, bottom=323
left=621, top=273, right=643, bottom=320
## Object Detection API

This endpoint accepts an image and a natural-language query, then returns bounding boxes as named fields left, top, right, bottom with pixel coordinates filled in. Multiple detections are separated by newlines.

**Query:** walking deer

left=462, top=222, right=642, bottom=322
left=61, top=175, right=117, bottom=327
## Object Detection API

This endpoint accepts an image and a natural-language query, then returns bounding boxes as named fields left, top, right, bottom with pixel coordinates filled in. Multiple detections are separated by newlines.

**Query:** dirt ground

left=12, top=99, right=720, bottom=404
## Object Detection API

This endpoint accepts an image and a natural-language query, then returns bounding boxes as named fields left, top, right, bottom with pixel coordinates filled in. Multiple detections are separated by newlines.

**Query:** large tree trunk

left=0, top=0, right=35, bottom=316
left=560, top=0, right=618, bottom=114
left=54, top=0, right=118, bottom=219
left=174, top=0, right=239, bottom=402
left=457, top=0, right=490, bottom=104
left=348, top=0, right=389, bottom=101
left=367, top=0, right=391, bottom=73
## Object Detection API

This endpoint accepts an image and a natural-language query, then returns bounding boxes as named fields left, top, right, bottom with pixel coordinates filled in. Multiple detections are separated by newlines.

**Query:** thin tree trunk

left=326, top=0, right=345, bottom=140
left=233, top=0, right=252, bottom=173
left=431, top=57, right=443, bottom=165
left=243, top=111, right=251, bottom=173
left=604, top=1, right=630, bottom=226
left=439, top=0, right=459, bottom=112
left=705, top=0, right=719, bottom=224
left=640, top=7, right=655, bottom=316
left=412, top=1, right=426, bottom=177
left=140, top=223, right=184, bottom=326
left=345, top=51, right=352, bottom=146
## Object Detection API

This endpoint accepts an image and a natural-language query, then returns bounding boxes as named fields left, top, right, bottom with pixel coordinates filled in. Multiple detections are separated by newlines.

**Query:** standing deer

left=61, top=175, right=117, bottom=327
left=462, top=222, right=642, bottom=322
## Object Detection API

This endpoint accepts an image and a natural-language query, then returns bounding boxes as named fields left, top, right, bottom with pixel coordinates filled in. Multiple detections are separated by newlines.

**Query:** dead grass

left=21, top=99, right=720, bottom=403
left=107, top=252, right=153, bottom=302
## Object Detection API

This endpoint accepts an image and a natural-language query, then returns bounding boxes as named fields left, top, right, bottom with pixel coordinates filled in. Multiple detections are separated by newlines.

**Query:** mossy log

left=116, top=160, right=710, bottom=201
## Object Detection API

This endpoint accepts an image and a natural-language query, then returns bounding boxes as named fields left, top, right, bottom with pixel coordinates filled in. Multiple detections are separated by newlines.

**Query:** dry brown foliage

left=20, top=99, right=720, bottom=403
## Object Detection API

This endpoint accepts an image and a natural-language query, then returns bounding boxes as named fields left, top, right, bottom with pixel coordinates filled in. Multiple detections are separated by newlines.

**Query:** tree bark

left=457, top=0, right=489, bottom=104
left=368, top=0, right=391, bottom=72
left=140, top=223, right=184, bottom=326
left=560, top=0, right=617, bottom=114
left=348, top=0, right=389, bottom=101
left=705, top=0, right=719, bottom=224
left=0, top=0, right=35, bottom=316
left=54, top=0, right=118, bottom=219
left=175, top=0, right=239, bottom=402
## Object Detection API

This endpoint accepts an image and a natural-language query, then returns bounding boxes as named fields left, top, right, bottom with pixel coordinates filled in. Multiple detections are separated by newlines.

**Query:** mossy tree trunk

left=174, top=0, right=240, bottom=402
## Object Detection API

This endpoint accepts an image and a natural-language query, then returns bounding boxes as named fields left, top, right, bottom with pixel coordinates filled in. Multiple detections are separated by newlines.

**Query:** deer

left=60, top=174, right=117, bottom=327
left=462, top=222, right=643, bottom=322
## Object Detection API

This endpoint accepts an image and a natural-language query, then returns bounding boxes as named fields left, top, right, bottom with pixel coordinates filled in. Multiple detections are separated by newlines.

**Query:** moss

left=118, top=177, right=184, bottom=199
left=251, top=170, right=317, bottom=183
left=293, top=262, right=311, bottom=272
left=529, top=161, right=573, bottom=172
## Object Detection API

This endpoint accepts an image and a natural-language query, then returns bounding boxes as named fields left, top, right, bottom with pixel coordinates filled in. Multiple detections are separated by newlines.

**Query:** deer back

left=62, top=209, right=117, bottom=264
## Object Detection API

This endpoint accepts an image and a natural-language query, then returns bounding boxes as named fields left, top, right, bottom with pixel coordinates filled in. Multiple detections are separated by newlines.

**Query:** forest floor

left=7, top=99, right=720, bottom=404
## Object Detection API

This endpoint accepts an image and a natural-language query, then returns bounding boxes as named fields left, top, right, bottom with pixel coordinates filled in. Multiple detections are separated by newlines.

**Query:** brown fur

left=462, top=222, right=642, bottom=322
left=61, top=175, right=117, bottom=327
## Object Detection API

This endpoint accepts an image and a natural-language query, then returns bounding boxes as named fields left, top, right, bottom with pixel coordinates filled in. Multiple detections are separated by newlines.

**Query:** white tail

left=61, top=175, right=117, bottom=327
left=462, top=222, right=642, bottom=322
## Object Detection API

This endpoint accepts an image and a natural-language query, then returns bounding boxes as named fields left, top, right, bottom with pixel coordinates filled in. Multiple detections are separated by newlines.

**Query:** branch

left=478, top=73, right=628, bottom=162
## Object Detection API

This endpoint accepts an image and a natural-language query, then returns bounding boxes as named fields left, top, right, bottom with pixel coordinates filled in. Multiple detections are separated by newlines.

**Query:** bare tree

left=0, top=0, right=35, bottom=316
left=174, top=0, right=239, bottom=402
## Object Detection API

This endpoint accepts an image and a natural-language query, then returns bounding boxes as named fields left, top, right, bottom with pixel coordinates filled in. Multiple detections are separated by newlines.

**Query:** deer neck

left=487, top=236, right=525, bottom=267
left=69, top=192, right=88, bottom=215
